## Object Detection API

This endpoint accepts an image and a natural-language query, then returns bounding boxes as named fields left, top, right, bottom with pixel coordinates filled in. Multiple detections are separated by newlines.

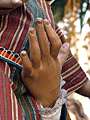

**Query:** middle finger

left=35, top=18, right=50, bottom=61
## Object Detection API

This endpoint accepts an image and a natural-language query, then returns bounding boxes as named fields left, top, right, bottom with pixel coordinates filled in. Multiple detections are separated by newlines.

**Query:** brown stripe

left=0, top=15, right=5, bottom=32
left=63, top=71, right=84, bottom=87
left=12, top=90, right=16, bottom=120
left=62, top=63, right=79, bottom=77
left=22, top=96, right=32, bottom=120
left=67, top=77, right=88, bottom=96
left=2, top=11, right=18, bottom=48
left=10, top=6, right=25, bottom=51
left=1, top=66, right=8, bottom=120
left=63, top=56, right=75, bottom=67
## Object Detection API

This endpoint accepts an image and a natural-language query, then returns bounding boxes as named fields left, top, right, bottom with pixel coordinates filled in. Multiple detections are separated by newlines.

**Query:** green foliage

left=51, top=0, right=68, bottom=22
left=51, top=0, right=89, bottom=32
left=86, top=70, right=90, bottom=75
left=82, top=45, right=88, bottom=50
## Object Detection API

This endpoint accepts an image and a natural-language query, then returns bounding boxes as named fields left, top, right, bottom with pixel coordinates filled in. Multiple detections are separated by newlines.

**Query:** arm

left=76, top=80, right=90, bottom=98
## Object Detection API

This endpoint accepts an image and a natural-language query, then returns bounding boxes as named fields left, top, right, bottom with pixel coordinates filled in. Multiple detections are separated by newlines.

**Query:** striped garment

left=0, top=0, right=88, bottom=119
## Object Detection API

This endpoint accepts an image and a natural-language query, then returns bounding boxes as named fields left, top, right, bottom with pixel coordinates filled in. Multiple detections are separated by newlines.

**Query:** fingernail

left=21, top=51, right=27, bottom=57
left=65, top=43, right=70, bottom=49
left=35, top=18, right=43, bottom=24
left=29, top=27, right=35, bottom=34
left=14, top=0, right=22, bottom=4
left=44, top=19, right=49, bottom=25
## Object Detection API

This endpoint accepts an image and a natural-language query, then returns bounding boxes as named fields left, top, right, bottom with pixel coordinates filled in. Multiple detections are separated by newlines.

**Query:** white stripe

left=0, top=15, right=9, bottom=40
left=62, top=63, right=80, bottom=79
left=9, top=5, right=27, bottom=52
left=11, top=88, right=14, bottom=120
left=11, top=87, right=19, bottom=120
left=14, top=93, right=19, bottom=120
left=55, top=27, right=60, bottom=33
left=65, top=77, right=87, bottom=97
left=49, top=0, right=55, bottom=5
left=43, top=0, right=51, bottom=24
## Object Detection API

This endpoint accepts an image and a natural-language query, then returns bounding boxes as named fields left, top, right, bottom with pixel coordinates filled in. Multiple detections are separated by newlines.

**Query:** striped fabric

left=55, top=25, right=88, bottom=96
left=0, top=0, right=89, bottom=120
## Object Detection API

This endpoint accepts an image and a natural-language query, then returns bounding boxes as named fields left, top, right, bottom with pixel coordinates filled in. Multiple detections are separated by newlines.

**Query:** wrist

left=35, top=88, right=59, bottom=108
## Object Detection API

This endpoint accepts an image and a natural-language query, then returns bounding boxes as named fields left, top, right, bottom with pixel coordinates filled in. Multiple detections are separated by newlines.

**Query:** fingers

left=58, top=42, right=70, bottom=67
left=35, top=18, right=50, bottom=60
left=21, top=0, right=29, bottom=4
left=43, top=19, right=62, bottom=59
left=0, top=0, right=22, bottom=8
left=12, top=0, right=22, bottom=6
left=28, top=28, right=41, bottom=68
left=20, top=51, right=33, bottom=76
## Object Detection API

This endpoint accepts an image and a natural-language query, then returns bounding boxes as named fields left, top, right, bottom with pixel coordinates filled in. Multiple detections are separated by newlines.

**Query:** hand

left=0, top=0, right=28, bottom=15
left=21, top=18, right=70, bottom=108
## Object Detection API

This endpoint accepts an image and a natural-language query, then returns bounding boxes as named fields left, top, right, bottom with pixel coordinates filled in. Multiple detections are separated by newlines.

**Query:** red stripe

left=5, top=53, right=10, bottom=58
left=37, top=0, right=41, bottom=6
left=15, top=8, right=31, bottom=53
left=5, top=8, right=21, bottom=50
left=11, top=83, right=16, bottom=90
left=67, top=78, right=88, bottom=93
left=12, top=57, right=17, bottom=62
left=63, top=69, right=86, bottom=90
left=0, top=16, right=5, bottom=32
left=0, top=67, right=5, bottom=120
left=62, top=59, right=77, bottom=73
left=55, top=26, right=58, bottom=30
left=5, top=75, right=12, bottom=120
left=18, top=101, right=22, bottom=120
left=31, top=96, right=40, bottom=120
left=1, top=62, right=12, bottom=120
left=63, top=67, right=82, bottom=82
left=0, top=50, right=2, bottom=54
left=0, top=12, right=14, bottom=47
left=46, top=2, right=55, bottom=29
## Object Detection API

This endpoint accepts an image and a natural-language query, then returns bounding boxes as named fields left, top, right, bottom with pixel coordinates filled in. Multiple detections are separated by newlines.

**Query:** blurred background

left=50, top=0, right=90, bottom=119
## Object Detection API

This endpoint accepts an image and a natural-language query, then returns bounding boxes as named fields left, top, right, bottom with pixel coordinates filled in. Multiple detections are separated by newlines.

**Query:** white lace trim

left=37, top=76, right=67, bottom=115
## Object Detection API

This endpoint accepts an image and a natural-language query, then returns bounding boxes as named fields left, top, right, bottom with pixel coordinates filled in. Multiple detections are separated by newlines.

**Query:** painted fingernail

left=64, top=43, right=70, bottom=49
left=35, top=18, right=43, bottom=24
left=21, top=51, right=27, bottom=57
left=44, top=19, right=49, bottom=25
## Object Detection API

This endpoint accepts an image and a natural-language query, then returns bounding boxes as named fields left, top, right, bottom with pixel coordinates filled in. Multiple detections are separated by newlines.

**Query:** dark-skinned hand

left=0, top=0, right=28, bottom=15
left=21, top=18, right=70, bottom=108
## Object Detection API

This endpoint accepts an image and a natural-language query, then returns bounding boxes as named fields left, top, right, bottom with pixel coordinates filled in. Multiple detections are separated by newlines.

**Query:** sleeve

left=37, top=77, right=67, bottom=120
left=55, top=24, right=89, bottom=96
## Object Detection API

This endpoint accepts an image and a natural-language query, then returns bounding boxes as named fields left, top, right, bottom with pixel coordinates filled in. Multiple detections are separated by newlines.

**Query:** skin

left=21, top=18, right=70, bottom=108
left=0, top=0, right=29, bottom=15
left=0, top=0, right=90, bottom=107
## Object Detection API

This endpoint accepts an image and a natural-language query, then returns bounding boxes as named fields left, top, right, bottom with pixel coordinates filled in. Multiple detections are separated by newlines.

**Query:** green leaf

left=82, top=45, right=88, bottom=49
left=86, top=70, right=90, bottom=75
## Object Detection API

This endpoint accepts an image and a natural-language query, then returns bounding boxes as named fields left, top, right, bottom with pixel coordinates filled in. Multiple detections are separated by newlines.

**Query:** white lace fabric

left=37, top=76, right=67, bottom=120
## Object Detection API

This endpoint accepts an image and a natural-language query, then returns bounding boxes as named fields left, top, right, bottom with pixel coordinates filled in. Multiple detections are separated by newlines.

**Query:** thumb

left=58, top=42, right=70, bottom=67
